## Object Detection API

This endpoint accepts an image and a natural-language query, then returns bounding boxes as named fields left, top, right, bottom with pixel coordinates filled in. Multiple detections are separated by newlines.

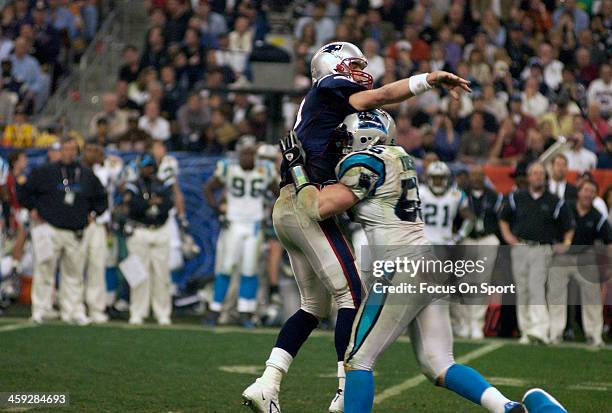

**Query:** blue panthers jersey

left=281, top=74, right=365, bottom=187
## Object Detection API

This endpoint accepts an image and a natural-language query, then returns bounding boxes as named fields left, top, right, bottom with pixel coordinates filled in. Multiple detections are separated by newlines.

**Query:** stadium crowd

left=0, top=0, right=610, bottom=345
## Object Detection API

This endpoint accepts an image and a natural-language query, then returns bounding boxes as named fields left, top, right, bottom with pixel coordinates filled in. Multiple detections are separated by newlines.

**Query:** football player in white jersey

left=285, top=110, right=525, bottom=413
left=204, top=136, right=278, bottom=328
left=419, top=161, right=474, bottom=245
left=151, top=141, right=188, bottom=273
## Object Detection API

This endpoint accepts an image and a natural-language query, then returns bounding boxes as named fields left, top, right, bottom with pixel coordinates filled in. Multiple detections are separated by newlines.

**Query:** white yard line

left=375, top=342, right=505, bottom=405
left=0, top=322, right=38, bottom=333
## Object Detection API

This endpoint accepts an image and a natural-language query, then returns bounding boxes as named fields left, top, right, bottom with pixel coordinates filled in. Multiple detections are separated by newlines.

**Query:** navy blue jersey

left=281, top=74, right=365, bottom=187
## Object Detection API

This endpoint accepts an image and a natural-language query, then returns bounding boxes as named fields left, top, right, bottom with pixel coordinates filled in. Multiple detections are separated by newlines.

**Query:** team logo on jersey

left=322, top=43, right=343, bottom=54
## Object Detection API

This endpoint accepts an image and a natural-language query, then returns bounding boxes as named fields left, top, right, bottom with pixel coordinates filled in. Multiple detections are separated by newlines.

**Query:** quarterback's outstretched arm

left=349, top=71, right=471, bottom=111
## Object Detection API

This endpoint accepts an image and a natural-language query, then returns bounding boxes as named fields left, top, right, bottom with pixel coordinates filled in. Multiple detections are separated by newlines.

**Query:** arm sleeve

left=213, top=160, right=228, bottom=184
left=555, top=200, right=575, bottom=233
left=17, top=167, right=40, bottom=210
left=337, top=153, right=384, bottom=200
left=498, top=193, right=515, bottom=223
left=596, top=215, right=612, bottom=244
left=318, top=75, right=366, bottom=103
left=89, top=172, right=108, bottom=216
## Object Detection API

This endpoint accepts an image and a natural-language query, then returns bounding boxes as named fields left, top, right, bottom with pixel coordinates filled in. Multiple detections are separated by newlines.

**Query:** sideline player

left=204, top=136, right=278, bottom=327
left=242, top=41, right=471, bottom=413
left=419, top=161, right=473, bottom=245
left=285, top=110, right=525, bottom=413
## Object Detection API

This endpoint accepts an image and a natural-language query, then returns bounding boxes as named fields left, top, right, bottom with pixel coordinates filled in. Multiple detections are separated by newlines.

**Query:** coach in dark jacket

left=18, top=136, right=107, bottom=325
left=499, top=161, right=575, bottom=344
left=548, top=179, right=611, bottom=347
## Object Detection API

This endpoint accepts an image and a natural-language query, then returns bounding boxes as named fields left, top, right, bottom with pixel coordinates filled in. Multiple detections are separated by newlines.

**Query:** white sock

left=337, top=361, right=346, bottom=390
left=259, top=347, right=293, bottom=392
left=481, top=387, right=512, bottom=413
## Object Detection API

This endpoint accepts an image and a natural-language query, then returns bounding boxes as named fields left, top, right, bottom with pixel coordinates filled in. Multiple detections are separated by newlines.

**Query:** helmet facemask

left=336, top=57, right=373, bottom=89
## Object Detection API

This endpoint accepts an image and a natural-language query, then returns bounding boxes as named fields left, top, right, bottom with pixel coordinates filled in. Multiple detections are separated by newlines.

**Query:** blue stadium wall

left=0, top=149, right=222, bottom=292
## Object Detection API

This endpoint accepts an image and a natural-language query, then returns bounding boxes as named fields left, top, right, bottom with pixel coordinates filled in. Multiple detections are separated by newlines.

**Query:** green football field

left=0, top=318, right=610, bottom=413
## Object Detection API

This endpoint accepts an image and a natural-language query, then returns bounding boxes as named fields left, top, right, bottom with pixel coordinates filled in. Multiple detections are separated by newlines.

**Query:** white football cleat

left=242, top=380, right=281, bottom=413
left=328, top=388, right=344, bottom=412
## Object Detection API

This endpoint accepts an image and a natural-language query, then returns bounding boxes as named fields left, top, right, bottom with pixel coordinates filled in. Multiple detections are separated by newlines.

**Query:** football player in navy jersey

left=241, top=41, right=470, bottom=413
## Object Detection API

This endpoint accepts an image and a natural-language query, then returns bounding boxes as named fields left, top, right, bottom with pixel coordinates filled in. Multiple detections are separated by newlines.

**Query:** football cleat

left=504, top=401, right=526, bottom=413
left=242, top=380, right=281, bottom=413
left=522, top=388, right=567, bottom=413
left=328, top=388, right=344, bottom=412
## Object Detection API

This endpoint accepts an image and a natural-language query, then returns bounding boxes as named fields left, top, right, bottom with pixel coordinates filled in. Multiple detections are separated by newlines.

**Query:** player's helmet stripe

left=318, top=219, right=362, bottom=307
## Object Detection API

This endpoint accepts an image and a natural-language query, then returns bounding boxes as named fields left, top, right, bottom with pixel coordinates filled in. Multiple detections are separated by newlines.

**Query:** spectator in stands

left=230, top=14, right=253, bottom=55
left=194, top=0, right=227, bottom=43
left=19, top=136, right=107, bottom=325
left=585, top=103, right=609, bottom=151
left=597, top=135, right=612, bottom=169
left=2, top=106, right=39, bottom=148
left=140, top=26, right=170, bottom=71
left=505, top=22, right=534, bottom=79
left=521, top=76, right=549, bottom=118
left=0, top=72, right=18, bottom=124
left=160, top=65, right=186, bottom=120
left=203, top=109, right=239, bottom=152
left=563, top=132, right=598, bottom=172
left=489, top=117, right=527, bottom=164
left=117, top=114, right=150, bottom=152
left=177, top=92, right=210, bottom=149
left=138, top=100, right=170, bottom=142
left=361, top=37, right=384, bottom=84
left=552, top=0, right=589, bottom=34
left=430, top=111, right=459, bottom=162
left=548, top=154, right=578, bottom=201
left=119, top=45, right=141, bottom=84
left=533, top=42, right=564, bottom=91
left=89, top=93, right=129, bottom=140
left=295, top=2, right=335, bottom=48
left=587, top=63, right=611, bottom=117
left=574, top=47, right=598, bottom=85
left=115, top=80, right=139, bottom=111
left=30, top=4, right=61, bottom=68
left=165, top=0, right=192, bottom=45
left=458, top=111, right=490, bottom=164
left=47, top=0, right=77, bottom=38
left=89, top=118, right=111, bottom=148
left=481, top=84, right=508, bottom=123
left=9, top=37, right=44, bottom=106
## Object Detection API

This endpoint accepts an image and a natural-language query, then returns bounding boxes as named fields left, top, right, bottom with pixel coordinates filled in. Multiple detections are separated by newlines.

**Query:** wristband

left=409, top=73, right=432, bottom=96
left=290, top=165, right=314, bottom=192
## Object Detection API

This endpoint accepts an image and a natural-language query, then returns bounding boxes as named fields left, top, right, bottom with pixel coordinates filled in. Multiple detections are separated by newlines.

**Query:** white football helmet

left=342, top=109, right=396, bottom=152
left=426, top=161, right=452, bottom=195
left=311, top=42, right=373, bottom=89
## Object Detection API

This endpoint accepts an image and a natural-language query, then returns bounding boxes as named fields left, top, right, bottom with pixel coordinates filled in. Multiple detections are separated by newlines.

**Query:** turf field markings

left=219, top=365, right=263, bottom=375
left=0, top=322, right=38, bottom=333
left=374, top=341, right=504, bottom=404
